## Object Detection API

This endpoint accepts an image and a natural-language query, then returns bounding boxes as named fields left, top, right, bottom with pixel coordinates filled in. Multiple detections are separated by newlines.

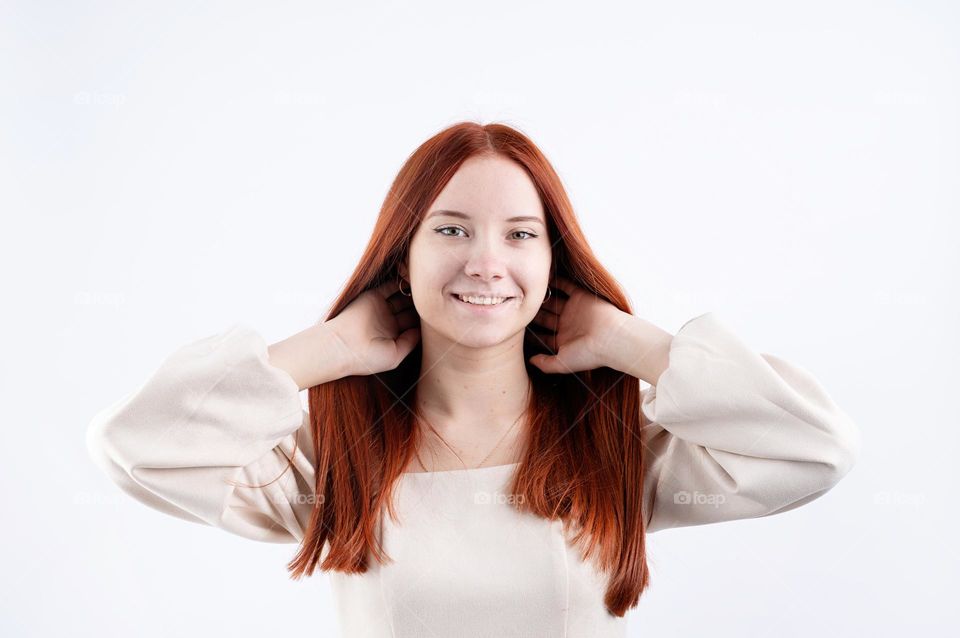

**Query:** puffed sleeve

left=640, top=312, right=861, bottom=534
left=85, top=324, right=318, bottom=544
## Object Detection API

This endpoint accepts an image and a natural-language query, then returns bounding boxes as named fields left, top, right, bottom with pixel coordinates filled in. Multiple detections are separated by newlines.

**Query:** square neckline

left=400, top=461, right=520, bottom=477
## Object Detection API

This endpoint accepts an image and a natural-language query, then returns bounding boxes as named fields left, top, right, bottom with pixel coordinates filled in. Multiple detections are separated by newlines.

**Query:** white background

left=2, top=1, right=957, bottom=636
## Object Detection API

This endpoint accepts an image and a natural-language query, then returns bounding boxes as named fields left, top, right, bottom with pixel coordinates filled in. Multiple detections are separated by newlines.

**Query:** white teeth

left=456, top=294, right=508, bottom=305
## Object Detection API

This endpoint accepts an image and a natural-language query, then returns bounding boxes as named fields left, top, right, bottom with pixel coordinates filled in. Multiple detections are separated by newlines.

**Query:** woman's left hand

left=527, top=274, right=633, bottom=374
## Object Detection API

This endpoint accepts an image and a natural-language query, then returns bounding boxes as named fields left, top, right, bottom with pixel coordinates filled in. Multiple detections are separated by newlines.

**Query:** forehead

left=427, top=155, right=545, bottom=221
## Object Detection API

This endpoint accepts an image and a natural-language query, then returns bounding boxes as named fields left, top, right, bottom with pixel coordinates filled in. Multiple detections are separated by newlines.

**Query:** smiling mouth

left=450, top=293, right=516, bottom=307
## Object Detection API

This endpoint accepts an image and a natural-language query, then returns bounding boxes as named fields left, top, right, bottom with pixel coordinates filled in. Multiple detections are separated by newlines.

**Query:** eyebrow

left=426, top=209, right=546, bottom=227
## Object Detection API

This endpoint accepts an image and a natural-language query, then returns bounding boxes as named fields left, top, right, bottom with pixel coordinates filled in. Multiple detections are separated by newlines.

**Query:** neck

left=415, top=325, right=532, bottom=440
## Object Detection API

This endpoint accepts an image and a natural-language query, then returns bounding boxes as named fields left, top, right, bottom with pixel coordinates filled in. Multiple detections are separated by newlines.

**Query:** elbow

left=85, top=398, right=134, bottom=475
left=86, top=386, right=145, bottom=469
left=85, top=409, right=119, bottom=473
left=814, top=413, right=862, bottom=489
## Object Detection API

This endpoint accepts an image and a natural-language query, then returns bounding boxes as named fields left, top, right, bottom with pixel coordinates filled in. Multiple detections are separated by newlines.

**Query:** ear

left=398, top=258, right=409, bottom=281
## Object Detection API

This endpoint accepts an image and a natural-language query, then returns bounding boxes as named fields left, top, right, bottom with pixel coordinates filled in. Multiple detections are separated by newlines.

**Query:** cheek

left=411, top=273, right=452, bottom=310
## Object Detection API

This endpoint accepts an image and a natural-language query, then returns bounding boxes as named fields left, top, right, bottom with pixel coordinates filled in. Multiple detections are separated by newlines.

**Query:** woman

left=86, top=121, right=861, bottom=637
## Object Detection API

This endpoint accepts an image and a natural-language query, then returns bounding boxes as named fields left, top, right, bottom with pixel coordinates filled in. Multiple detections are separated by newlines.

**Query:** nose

left=463, top=240, right=506, bottom=283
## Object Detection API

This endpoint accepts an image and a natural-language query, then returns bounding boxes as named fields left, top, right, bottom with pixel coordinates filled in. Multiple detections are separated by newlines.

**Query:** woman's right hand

left=327, top=280, right=421, bottom=377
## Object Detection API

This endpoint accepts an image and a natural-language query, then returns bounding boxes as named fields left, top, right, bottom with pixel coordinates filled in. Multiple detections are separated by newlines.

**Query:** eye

left=435, top=226, right=466, bottom=237
left=434, top=226, right=538, bottom=240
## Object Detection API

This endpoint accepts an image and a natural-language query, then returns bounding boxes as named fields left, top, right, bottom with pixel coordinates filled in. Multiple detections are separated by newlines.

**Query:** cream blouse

left=85, top=312, right=861, bottom=637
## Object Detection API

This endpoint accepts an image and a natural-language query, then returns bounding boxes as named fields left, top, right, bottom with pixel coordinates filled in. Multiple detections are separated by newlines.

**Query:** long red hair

left=286, top=120, right=650, bottom=616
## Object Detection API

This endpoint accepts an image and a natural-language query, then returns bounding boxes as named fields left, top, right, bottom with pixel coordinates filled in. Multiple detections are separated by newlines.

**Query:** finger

left=538, top=294, right=564, bottom=315
left=526, top=322, right=549, bottom=340
left=529, top=351, right=563, bottom=373
left=395, top=308, right=420, bottom=332
left=525, top=319, right=546, bottom=335
left=526, top=322, right=547, bottom=340
left=551, top=275, right=579, bottom=298
left=377, top=279, right=410, bottom=303
left=381, top=283, right=415, bottom=313
left=526, top=314, right=555, bottom=333
left=542, top=334, right=557, bottom=352
left=394, top=326, right=421, bottom=361
left=533, top=307, right=558, bottom=331
left=389, top=293, right=415, bottom=313
left=526, top=329, right=556, bottom=353
left=375, top=279, right=398, bottom=299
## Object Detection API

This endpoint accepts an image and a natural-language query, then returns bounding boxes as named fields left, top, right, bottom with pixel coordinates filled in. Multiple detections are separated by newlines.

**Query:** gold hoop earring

left=398, top=276, right=412, bottom=297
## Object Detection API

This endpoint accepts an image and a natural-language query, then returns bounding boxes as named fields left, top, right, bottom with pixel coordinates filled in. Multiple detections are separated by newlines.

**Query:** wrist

left=311, top=320, right=355, bottom=386
left=267, top=321, right=352, bottom=390
left=607, top=314, right=674, bottom=386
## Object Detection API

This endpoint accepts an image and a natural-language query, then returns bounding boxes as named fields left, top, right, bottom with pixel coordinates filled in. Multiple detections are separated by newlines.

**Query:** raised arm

left=636, top=313, right=862, bottom=534
left=85, top=322, right=346, bottom=544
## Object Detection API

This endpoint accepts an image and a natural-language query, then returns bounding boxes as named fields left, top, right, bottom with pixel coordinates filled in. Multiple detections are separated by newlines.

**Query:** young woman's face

left=401, top=154, right=552, bottom=349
